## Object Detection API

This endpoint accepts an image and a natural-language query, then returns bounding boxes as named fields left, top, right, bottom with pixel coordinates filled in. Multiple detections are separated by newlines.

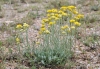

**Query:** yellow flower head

left=51, top=9, right=58, bottom=13
left=61, top=25, right=68, bottom=30
left=47, top=10, right=52, bottom=13
left=55, top=14, right=59, bottom=17
left=61, top=26, right=65, bottom=30
left=47, top=9, right=58, bottom=13
left=57, top=14, right=62, bottom=18
left=23, top=23, right=29, bottom=28
left=73, top=10, right=78, bottom=14
left=74, top=14, right=84, bottom=20
left=62, top=12, right=67, bottom=16
left=44, top=30, right=50, bottom=34
left=49, top=22, right=55, bottom=25
left=42, top=19, right=49, bottom=23
left=60, top=6, right=67, bottom=11
left=58, top=10, right=63, bottom=14
left=70, top=19, right=75, bottom=23
left=67, top=6, right=76, bottom=11
left=68, top=6, right=76, bottom=9
left=16, top=24, right=23, bottom=29
left=55, top=17, right=59, bottom=20
left=39, top=31, right=42, bottom=34
left=16, top=37, right=20, bottom=44
left=40, top=27, right=46, bottom=31
left=48, top=17, right=52, bottom=21
left=51, top=13, right=55, bottom=16
left=47, top=14, right=51, bottom=17
left=36, top=41, right=40, bottom=45
left=71, top=26, right=75, bottom=29
left=74, top=16, right=80, bottom=20
left=77, top=14, right=84, bottom=18
left=64, top=25, right=68, bottom=28
left=74, top=22, right=81, bottom=26
left=51, top=16, right=56, bottom=19
left=50, top=14, right=59, bottom=20
left=41, top=24, right=45, bottom=28
left=62, top=31, right=66, bottom=34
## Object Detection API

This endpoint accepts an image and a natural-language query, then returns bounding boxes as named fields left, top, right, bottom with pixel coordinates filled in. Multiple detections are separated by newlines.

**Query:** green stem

left=26, top=29, right=30, bottom=52
left=26, top=30, right=29, bottom=46
left=75, top=27, right=77, bottom=46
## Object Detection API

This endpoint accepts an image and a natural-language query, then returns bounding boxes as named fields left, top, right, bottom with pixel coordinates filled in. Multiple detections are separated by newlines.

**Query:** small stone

left=14, top=67, right=18, bottom=69
left=77, top=65, right=87, bottom=69
left=5, top=21, right=14, bottom=26
left=0, top=21, right=3, bottom=27
left=34, top=24, right=40, bottom=31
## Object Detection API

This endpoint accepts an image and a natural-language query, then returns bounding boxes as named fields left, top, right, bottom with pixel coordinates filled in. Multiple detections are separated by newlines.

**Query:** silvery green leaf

left=41, top=60, right=45, bottom=64
left=48, top=56, right=52, bottom=62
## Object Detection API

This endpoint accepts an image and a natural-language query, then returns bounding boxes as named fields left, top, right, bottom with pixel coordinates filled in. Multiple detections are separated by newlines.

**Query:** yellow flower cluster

left=40, top=7, right=69, bottom=34
left=60, top=6, right=78, bottom=14
left=47, top=9, right=67, bottom=18
left=74, top=22, right=81, bottom=26
left=23, top=23, right=29, bottom=28
left=61, top=18, right=82, bottom=33
left=39, top=27, right=50, bottom=34
left=70, top=19, right=81, bottom=26
left=69, top=14, right=84, bottom=27
left=61, top=25, right=72, bottom=34
left=40, top=5, right=84, bottom=34
left=61, top=25, right=69, bottom=30
left=47, top=9, right=58, bottom=13
left=74, top=14, right=84, bottom=20
left=16, top=23, right=29, bottom=31
left=16, top=23, right=29, bottom=44
left=61, top=25, right=70, bottom=34
left=60, top=6, right=84, bottom=33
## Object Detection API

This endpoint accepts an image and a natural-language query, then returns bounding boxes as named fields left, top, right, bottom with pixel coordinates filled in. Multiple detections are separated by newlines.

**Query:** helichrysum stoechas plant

left=15, top=6, right=84, bottom=68
left=34, top=6, right=84, bottom=67
left=15, top=23, right=29, bottom=53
